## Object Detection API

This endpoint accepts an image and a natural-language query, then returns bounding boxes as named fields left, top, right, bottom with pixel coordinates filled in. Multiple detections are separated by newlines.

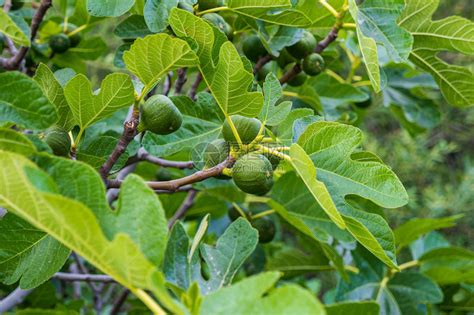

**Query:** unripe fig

left=286, top=30, right=317, bottom=60
left=49, top=34, right=71, bottom=54
left=222, top=115, right=262, bottom=145
left=232, top=153, right=273, bottom=195
left=138, top=95, right=183, bottom=135
left=302, top=53, right=325, bottom=76
left=251, top=217, right=276, bottom=243
left=44, top=126, right=71, bottom=157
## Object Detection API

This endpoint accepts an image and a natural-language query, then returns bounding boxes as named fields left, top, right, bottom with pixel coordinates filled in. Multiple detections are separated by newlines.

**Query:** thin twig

left=174, top=68, right=187, bottom=94
left=99, top=107, right=139, bottom=181
left=1, top=0, right=52, bottom=70
left=168, top=189, right=198, bottom=228
left=3, top=0, right=12, bottom=12
left=253, top=55, right=272, bottom=74
left=106, top=163, right=137, bottom=204
left=110, top=289, right=130, bottom=315
left=0, top=287, right=33, bottom=313
left=155, top=185, right=195, bottom=194
left=108, top=157, right=235, bottom=191
left=53, top=272, right=115, bottom=283
left=279, top=24, right=341, bottom=84
left=72, top=252, right=104, bottom=312
left=279, top=63, right=302, bottom=85
left=126, top=148, right=194, bottom=169
left=315, top=25, right=340, bottom=53
left=189, top=73, right=203, bottom=100
left=163, top=72, right=173, bottom=96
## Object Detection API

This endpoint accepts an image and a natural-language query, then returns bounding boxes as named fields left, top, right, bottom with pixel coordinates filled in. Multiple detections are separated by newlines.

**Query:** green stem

left=232, top=202, right=248, bottom=219
left=196, top=6, right=229, bottom=15
left=251, top=209, right=275, bottom=220
left=256, top=145, right=291, bottom=162
left=225, top=115, right=243, bottom=148
left=131, top=288, right=167, bottom=315
left=398, top=260, right=419, bottom=271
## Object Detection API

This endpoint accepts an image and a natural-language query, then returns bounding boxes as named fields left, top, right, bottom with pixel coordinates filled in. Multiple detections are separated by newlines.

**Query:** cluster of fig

left=243, top=31, right=325, bottom=86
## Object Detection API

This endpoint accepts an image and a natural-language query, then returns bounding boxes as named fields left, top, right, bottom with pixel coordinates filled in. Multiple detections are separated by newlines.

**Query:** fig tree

left=232, top=153, right=273, bottom=195
left=138, top=95, right=183, bottom=135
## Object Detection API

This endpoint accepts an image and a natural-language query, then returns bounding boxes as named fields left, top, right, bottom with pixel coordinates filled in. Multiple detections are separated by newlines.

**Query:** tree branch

left=108, top=157, right=235, bottom=191
left=126, top=148, right=194, bottom=169
left=0, top=287, right=33, bottom=313
left=168, top=189, right=198, bottom=228
left=53, top=272, right=115, bottom=283
left=1, top=0, right=52, bottom=70
left=253, top=54, right=273, bottom=74
left=279, top=63, right=302, bottom=85
left=174, top=68, right=187, bottom=94
left=110, top=289, right=130, bottom=315
left=315, top=25, right=340, bottom=53
left=99, top=108, right=139, bottom=181
left=163, top=72, right=173, bottom=96
left=189, top=73, right=203, bottom=100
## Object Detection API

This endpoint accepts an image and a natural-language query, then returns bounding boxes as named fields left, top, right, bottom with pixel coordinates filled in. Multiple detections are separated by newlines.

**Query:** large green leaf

left=0, top=151, right=181, bottom=313
left=419, top=247, right=474, bottom=285
left=0, top=10, right=29, bottom=46
left=398, top=0, right=474, bottom=107
left=34, top=64, right=76, bottom=131
left=143, top=93, right=223, bottom=158
left=295, top=122, right=408, bottom=268
left=0, top=213, right=70, bottom=289
left=63, top=73, right=135, bottom=132
left=289, top=144, right=346, bottom=229
left=169, top=8, right=264, bottom=117
left=114, top=15, right=153, bottom=39
left=164, top=218, right=258, bottom=294
left=336, top=247, right=442, bottom=314
left=34, top=154, right=167, bottom=267
left=0, top=128, right=36, bottom=156
left=394, top=215, right=461, bottom=251
left=200, top=272, right=325, bottom=315
left=123, top=33, right=198, bottom=96
left=87, top=0, right=135, bottom=17
left=0, top=72, right=58, bottom=129
left=144, top=0, right=178, bottom=32
left=107, top=175, right=168, bottom=266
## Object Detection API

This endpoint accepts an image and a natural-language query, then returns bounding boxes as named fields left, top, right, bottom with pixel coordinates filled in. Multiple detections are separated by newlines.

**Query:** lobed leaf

left=64, top=73, right=135, bottom=131
left=0, top=72, right=58, bottom=129
left=123, top=33, right=198, bottom=96
left=34, top=64, right=76, bottom=131
left=398, top=0, right=474, bottom=107
left=169, top=8, right=264, bottom=117
left=87, top=0, right=135, bottom=17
